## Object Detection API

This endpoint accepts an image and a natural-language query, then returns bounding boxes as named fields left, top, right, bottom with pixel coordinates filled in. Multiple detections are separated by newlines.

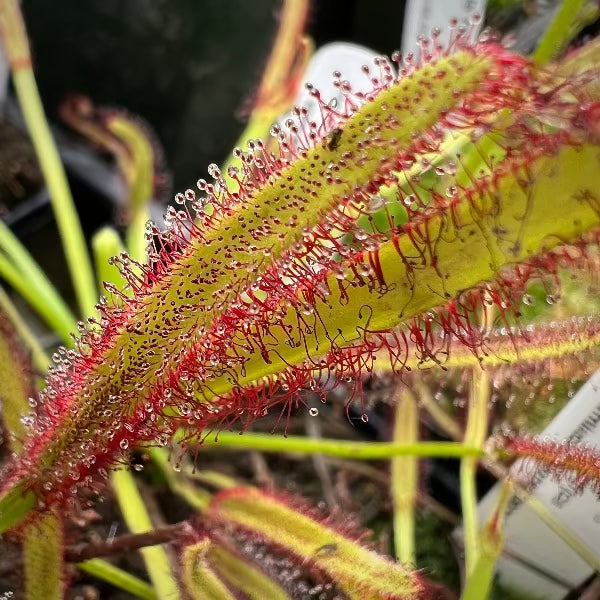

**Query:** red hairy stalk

left=505, top=436, right=600, bottom=497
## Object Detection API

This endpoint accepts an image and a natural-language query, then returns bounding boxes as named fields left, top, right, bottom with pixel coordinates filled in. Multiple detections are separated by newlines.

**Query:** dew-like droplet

left=309, top=407, right=319, bottom=417
left=522, top=294, right=535, bottom=306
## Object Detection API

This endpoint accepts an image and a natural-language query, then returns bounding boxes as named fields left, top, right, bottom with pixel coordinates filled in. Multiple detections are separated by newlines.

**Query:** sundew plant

left=1, top=0, right=600, bottom=598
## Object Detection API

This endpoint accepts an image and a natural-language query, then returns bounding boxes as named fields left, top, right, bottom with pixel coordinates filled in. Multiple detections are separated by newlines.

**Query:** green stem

left=111, top=470, right=181, bottom=600
left=534, top=0, right=591, bottom=65
left=189, top=431, right=482, bottom=460
left=0, top=221, right=77, bottom=342
left=461, top=305, right=493, bottom=578
left=78, top=559, right=158, bottom=600
left=127, top=208, right=150, bottom=264
left=391, top=386, right=418, bottom=564
left=460, top=457, right=480, bottom=577
left=461, top=483, right=511, bottom=600
left=0, top=253, right=73, bottom=344
left=0, top=287, right=50, bottom=373
left=11, top=67, right=97, bottom=317
left=92, top=227, right=126, bottom=295
left=461, top=366, right=490, bottom=577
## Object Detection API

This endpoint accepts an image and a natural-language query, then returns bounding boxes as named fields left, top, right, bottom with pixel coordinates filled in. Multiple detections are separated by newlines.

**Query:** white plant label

left=402, top=0, right=487, bottom=56
left=475, top=369, right=600, bottom=599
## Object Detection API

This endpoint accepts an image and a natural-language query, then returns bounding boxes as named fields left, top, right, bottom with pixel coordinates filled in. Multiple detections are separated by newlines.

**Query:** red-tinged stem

left=505, top=436, right=600, bottom=495
left=65, top=522, right=189, bottom=563
left=0, top=522, right=191, bottom=577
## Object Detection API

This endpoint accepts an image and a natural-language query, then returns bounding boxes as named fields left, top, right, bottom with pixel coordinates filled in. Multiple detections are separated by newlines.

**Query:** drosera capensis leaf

left=0, top=40, right=511, bottom=502
left=183, top=142, right=600, bottom=411
left=179, top=533, right=292, bottom=600
left=23, top=512, right=65, bottom=600
left=207, top=486, right=424, bottom=600
left=207, top=536, right=292, bottom=600
left=371, top=314, right=600, bottom=373
left=0, top=483, right=37, bottom=535
left=180, top=538, right=238, bottom=600
left=0, top=306, right=67, bottom=599
left=0, top=308, right=36, bottom=453
left=2, top=35, right=600, bottom=524
left=502, top=435, right=600, bottom=496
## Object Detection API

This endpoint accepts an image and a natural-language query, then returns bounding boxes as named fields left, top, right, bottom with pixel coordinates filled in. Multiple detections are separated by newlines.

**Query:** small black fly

left=327, top=127, right=343, bottom=151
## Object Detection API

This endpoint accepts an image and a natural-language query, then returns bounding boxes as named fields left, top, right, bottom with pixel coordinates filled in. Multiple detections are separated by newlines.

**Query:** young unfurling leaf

left=206, top=487, right=423, bottom=599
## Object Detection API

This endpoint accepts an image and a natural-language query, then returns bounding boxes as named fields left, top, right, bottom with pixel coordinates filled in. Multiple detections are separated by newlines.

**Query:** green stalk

left=103, top=116, right=153, bottom=264
left=78, top=559, right=158, bottom=600
left=12, top=74, right=98, bottom=317
left=0, top=253, right=72, bottom=343
left=127, top=209, right=150, bottom=265
left=0, top=287, right=50, bottom=373
left=189, top=431, right=482, bottom=460
left=111, top=469, right=181, bottom=600
left=92, top=227, right=127, bottom=296
left=534, top=0, right=595, bottom=65
left=461, top=365, right=490, bottom=578
left=461, top=483, right=511, bottom=600
left=0, top=222, right=77, bottom=343
left=391, top=386, right=419, bottom=564
left=461, top=305, right=493, bottom=578
left=0, top=0, right=97, bottom=317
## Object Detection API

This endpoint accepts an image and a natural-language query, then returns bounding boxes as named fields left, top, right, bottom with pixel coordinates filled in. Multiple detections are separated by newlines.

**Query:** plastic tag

left=475, top=370, right=600, bottom=598
left=402, top=0, right=487, bottom=55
